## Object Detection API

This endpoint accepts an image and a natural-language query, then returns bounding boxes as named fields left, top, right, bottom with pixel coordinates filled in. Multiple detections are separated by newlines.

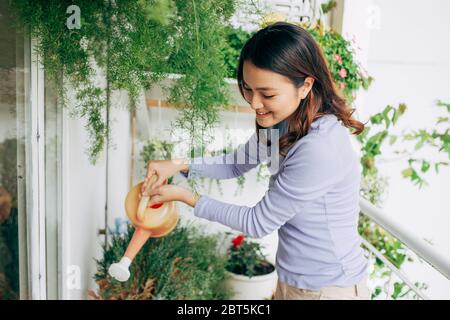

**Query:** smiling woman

left=237, top=22, right=364, bottom=157
left=142, top=21, right=370, bottom=300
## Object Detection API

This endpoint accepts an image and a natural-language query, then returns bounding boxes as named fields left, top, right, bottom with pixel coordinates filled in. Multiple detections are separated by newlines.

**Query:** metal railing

left=359, top=197, right=450, bottom=300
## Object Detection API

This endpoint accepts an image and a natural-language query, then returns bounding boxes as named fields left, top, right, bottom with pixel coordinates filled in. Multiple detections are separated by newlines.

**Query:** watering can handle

left=137, top=175, right=158, bottom=221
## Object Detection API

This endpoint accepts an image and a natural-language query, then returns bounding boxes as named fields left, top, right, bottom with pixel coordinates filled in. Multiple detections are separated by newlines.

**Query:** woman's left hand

left=147, top=184, right=199, bottom=208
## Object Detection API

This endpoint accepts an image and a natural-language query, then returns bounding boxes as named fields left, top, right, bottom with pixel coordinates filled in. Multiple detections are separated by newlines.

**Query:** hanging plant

left=140, top=138, right=175, bottom=163
left=166, top=0, right=237, bottom=155
left=11, top=0, right=173, bottom=163
left=11, top=0, right=238, bottom=164
left=186, top=132, right=252, bottom=196
left=140, top=138, right=175, bottom=183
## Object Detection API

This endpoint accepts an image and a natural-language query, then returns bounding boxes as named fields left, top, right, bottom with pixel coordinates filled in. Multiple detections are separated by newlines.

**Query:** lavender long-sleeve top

left=183, top=114, right=368, bottom=290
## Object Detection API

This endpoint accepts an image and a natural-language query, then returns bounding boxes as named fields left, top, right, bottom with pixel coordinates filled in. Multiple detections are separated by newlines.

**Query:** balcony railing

left=359, top=197, right=450, bottom=300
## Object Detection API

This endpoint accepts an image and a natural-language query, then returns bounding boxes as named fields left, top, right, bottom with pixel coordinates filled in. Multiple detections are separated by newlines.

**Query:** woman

left=140, top=22, right=370, bottom=300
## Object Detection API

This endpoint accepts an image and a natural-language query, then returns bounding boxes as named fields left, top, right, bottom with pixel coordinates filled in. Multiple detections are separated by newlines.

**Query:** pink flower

left=334, top=53, right=343, bottom=65
left=339, top=68, right=347, bottom=79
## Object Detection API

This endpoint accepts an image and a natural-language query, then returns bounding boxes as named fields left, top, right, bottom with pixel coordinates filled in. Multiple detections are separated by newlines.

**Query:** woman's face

left=242, top=61, right=314, bottom=128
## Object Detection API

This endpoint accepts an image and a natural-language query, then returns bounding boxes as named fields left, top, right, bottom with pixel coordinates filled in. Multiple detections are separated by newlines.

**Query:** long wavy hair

left=237, top=22, right=364, bottom=156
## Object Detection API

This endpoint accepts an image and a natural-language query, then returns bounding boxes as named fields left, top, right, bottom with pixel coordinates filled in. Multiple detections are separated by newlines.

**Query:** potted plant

left=89, top=223, right=231, bottom=300
left=225, top=234, right=277, bottom=300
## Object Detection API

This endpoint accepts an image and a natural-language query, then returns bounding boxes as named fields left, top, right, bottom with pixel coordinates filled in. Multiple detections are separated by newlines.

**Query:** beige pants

left=274, top=276, right=371, bottom=300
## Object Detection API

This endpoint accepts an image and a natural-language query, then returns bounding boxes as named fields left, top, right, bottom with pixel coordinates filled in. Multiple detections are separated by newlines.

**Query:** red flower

left=232, top=234, right=245, bottom=248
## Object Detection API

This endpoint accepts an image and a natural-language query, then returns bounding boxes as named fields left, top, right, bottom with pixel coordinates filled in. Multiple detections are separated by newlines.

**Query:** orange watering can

left=108, top=175, right=179, bottom=282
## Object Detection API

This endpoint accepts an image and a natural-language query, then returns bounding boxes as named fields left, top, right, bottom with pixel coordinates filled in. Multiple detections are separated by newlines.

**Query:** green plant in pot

left=90, top=222, right=231, bottom=300
left=224, top=234, right=277, bottom=300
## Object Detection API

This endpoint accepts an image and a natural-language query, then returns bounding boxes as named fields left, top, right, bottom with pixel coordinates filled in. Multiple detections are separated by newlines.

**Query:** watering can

left=108, top=175, right=179, bottom=282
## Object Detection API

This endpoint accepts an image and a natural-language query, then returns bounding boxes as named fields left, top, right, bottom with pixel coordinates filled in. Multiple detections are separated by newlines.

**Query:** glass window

left=0, top=0, right=29, bottom=300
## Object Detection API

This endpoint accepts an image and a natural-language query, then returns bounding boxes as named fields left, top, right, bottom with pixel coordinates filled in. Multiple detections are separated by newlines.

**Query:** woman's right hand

left=140, top=159, right=189, bottom=197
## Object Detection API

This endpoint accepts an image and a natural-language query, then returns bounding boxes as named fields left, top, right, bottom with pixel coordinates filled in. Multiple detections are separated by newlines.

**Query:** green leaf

left=382, top=105, right=393, bottom=128
left=437, top=100, right=450, bottom=113
left=421, top=161, right=430, bottom=173
left=373, top=287, right=382, bottom=298
left=435, top=162, right=449, bottom=173
left=401, top=168, right=414, bottom=178
left=398, top=103, right=407, bottom=115
left=391, top=282, right=405, bottom=299
left=436, top=117, right=449, bottom=125
left=392, top=110, right=399, bottom=125
left=389, top=135, right=397, bottom=145
left=415, top=140, right=424, bottom=151
left=321, top=0, right=337, bottom=14
left=371, top=114, right=383, bottom=125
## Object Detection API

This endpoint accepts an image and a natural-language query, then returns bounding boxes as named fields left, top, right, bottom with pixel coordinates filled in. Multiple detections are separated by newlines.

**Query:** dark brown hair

left=237, top=22, right=364, bottom=156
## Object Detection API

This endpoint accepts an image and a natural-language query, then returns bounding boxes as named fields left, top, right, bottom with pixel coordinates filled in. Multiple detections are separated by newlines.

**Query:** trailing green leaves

left=167, top=0, right=236, bottom=155
left=12, top=0, right=237, bottom=164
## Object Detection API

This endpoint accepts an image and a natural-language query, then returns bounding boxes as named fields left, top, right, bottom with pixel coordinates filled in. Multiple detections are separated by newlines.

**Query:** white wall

left=61, top=84, right=107, bottom=299
left=105, top=90, right=132, bottom=246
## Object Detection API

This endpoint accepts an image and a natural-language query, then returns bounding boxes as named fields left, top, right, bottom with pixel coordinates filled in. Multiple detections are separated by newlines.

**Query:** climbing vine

left=357, top=101, right=449, bottom=299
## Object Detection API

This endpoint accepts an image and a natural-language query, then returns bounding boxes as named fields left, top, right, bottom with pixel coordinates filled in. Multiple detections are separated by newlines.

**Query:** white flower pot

left=225, top=269, right=278, bottom=300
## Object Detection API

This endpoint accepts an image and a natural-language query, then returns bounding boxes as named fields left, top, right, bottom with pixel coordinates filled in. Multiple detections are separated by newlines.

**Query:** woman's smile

left=256, top=111, right=272, bottom=119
